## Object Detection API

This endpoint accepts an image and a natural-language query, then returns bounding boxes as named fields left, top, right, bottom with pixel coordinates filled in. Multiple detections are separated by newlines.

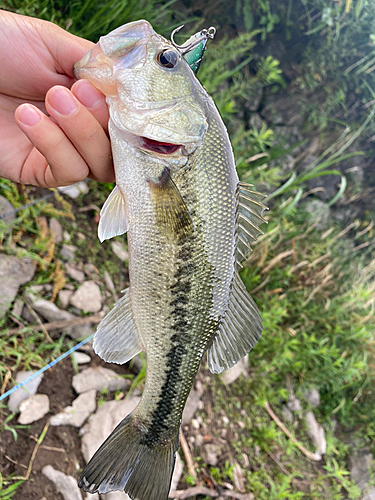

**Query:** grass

left=1, top=0, right=375, bottom=499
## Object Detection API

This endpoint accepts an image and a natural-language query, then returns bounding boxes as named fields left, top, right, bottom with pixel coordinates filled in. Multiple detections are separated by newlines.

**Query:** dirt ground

left=0, top=355, right=137, bottom=500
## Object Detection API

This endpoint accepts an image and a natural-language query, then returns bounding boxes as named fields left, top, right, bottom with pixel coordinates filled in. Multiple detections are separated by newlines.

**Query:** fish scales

left=73, top=19, right=267, bottom=500
left=115, top=106, right=234, bottom=440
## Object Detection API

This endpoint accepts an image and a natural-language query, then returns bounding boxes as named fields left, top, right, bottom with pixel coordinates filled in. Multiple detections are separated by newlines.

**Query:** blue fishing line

left=0, top=333, right=94, bottom=403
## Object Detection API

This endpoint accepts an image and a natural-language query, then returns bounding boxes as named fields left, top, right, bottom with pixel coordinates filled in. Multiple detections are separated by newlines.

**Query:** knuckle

left=77, top=123, right=100, bottom=143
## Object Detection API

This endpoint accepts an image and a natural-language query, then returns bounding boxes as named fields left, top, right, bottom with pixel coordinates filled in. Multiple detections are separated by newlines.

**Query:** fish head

left=74, top=20, right=208, bottom=155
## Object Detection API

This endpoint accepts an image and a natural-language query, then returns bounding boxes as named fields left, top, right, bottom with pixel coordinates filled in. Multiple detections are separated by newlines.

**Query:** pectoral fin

left=98, top=185, right=129, bottom=243
left=93, top=289, right=142, bottom=364
left=207, top=273, right=262, bottom=374
left=148, top=167, right=194, bottom=238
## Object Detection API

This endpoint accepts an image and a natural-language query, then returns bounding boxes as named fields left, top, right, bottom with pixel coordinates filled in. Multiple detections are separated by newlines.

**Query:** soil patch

left=1, top=352, right=136, bottom=500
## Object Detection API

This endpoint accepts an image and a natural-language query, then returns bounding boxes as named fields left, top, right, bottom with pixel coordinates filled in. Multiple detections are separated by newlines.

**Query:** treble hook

left=171, top=25, right=216, bottom=55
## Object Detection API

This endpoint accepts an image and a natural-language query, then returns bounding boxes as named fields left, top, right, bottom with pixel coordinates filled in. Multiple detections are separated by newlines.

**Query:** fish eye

left=156, top=49, right=180, bottom=69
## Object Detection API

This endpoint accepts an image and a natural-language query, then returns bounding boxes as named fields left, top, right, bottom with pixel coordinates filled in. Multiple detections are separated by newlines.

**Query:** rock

left=104, top=271, right=116, bottom=294
left=64, top=231, right=71, bottom=242
left=287, top=389, right=302, bottom=412
left=0, top=255, right=36, bottom=318
left=65, top=263, right=85, bottom=282
left=306, top=174, right=339, bottom=203
left=59, top=289, right=74, bottom=309
left=50, top=390, right=96, bottom=427
left=232, top=463, right=245, bottom=492
left=195, top=434, right=203, bottom=447
left=42, top=465, right=83, bottom=500
left=102, top=493, right=131, bottom=500
left=30, top=298, right=75, bottom=322
left=85, top=494, right=99, bottom=500
left=202, top=443, right=219, bottom=466
left=67, top=323, right=94, bottom=341
left=349, top=450, right=375, bottom=494
left=8, top=371, right=44, bottom=413
left=72, top=367, right=130, bottom=394
left=0, top=196, right=15, bottom=228
left=269, top=154, right=295, bottom=176
left=170, top=452, right=183, bottom=491
left=73, top=352, right=91, bottom=365
left=58, top=181, right=89, bottom=199
left=182, top=384, right=205, bottom=425
left=111, top=241, right=129, bottom=262
left=80, top=397, right=140, bottom=462
left=333, top=204, right=362, bottom=224
left=11, top=297, right=23, bottom=318
left=18, top=394, right=50, bottom=424
left=261, top=94, right=304, bottom=127
left=304, top=411, right=326, bottom=456
left=191, top=418, right=199, bottom=429
left=245, top=88, right=263, bottom=112
left=220, top=356, right=248, bottom=385
left=302, top=199, right=331, bottom=230
left=60, top=244, right=77, bottom=261
left=70, top=281, right=102, bottom=313
left=248, top=113, right=264, bottom=132
left=49, top=218, right=63, bottom=243
left=364, top=488, right=375, bottom=500
left=222, top=415, right=229, bottom=426
left=281, top=405, right=294, bottom=423
left=21, top=304, right=36, bottom=323
left=303, top=387, right=320, bottom=408
left=272, top=125, right=306, bottom=156
left=84, top=263, right=100, bottom=277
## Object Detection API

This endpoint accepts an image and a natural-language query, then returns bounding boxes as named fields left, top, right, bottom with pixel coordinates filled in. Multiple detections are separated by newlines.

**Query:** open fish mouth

left=140, top=137, right=182, bottom=155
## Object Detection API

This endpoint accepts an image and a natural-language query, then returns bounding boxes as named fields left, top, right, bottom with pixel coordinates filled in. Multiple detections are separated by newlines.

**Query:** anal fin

left=93, top=289, right=142, bottom=364
left=207, top=273, right=262, bottom=374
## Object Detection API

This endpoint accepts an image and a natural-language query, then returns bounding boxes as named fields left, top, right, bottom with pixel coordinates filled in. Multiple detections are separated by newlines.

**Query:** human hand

left=0, top=11, right=114, bottom=187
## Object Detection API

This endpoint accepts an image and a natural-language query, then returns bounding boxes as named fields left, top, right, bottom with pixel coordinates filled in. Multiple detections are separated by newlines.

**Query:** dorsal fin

left=207, top=273, right=262, bottom=374
left=235, top=182, right=268, bottom=269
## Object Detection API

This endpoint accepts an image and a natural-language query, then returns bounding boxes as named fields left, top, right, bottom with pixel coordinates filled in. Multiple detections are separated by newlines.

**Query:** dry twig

left=264, top=402, right=322, bottom=461
left=25, top=302, right=53, bottom=344
left=4, top=455, right=27, bottom=469
left=1, top=369, right=12, bottom=396
left=180, top=430, right=197, bottom=480
left=29, top=435, right=65, bottom=452
left=12, top=420, right=50, bottom=480
left=5, top=315, right=102, bottom=335
left=261, top=249, right=293, bottom=274
left=169, top=486, right=253, bottom=500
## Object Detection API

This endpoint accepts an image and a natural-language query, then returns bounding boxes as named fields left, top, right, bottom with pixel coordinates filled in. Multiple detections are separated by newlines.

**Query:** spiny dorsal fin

left=147, top=167, right=194, bottom=238
left=207, top=273, right=262, bottom=374
left=93, top=289, right=142, bottom=364
left=235, top=182, right=268, bottom=269
left=98, top=185, right=129, bottom=243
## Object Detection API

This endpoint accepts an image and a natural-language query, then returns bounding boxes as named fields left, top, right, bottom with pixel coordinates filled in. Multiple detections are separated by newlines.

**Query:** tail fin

left=78, top=413, right=179, bottom=500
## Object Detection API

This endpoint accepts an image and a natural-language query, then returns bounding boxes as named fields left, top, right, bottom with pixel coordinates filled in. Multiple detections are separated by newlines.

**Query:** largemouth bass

left=74, top=20, right=267, bottom=500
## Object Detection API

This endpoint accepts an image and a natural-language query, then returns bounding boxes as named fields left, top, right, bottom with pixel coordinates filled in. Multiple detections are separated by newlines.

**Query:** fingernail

left=73, top=80, right=104, bottom=109
left=17, top=104, right=42, bottom=126
left=49, top=87, right=79, bottom=116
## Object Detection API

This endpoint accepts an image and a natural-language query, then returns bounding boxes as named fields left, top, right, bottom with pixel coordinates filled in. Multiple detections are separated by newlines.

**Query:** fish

left=73, top=19, right=267, bottom=500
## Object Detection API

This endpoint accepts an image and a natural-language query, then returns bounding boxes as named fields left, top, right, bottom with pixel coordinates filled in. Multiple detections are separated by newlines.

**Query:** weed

left=0, top=475, right=24, bottom=500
